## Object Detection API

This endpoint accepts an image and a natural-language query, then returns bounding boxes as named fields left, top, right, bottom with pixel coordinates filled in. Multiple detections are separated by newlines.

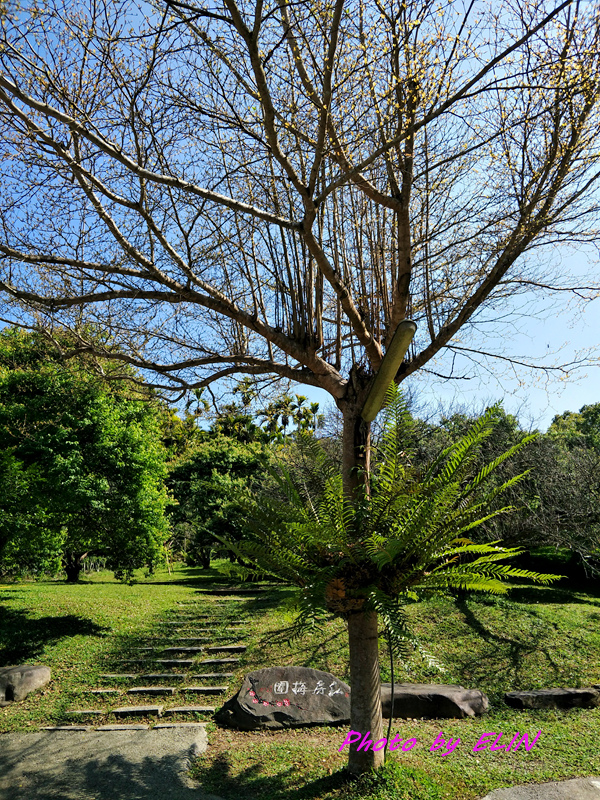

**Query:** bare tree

left=1, top=0, right=599, bottom=772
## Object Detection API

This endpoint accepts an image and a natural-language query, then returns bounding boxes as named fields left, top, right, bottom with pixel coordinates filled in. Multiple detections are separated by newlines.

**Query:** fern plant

left=217, top=384, right=560, bottom=658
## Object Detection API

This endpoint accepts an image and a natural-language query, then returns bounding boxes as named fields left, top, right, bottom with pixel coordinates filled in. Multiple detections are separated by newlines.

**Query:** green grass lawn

left=1, top=565, right=600, bottom=799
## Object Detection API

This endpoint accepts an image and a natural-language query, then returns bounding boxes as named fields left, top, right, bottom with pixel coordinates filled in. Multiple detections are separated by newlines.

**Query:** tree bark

left=339, top=375, right=383, bottom=773
left=341, top=394, right=371, bottom=499
left=63, top=552, right=84, bottom=583
left=347, top=610, right=384, bottom=772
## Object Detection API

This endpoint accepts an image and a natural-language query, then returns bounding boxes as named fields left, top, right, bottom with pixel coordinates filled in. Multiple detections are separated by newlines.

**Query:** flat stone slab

left=182, top=686, right=227, bottom=694
left=88, top=689, right=121, bottom=695
left=205, top=645, right=246, bottom=653
left=171, top=639, right=212, bottom=644
left=99, top=674, right=137, bottom=680
left=382, top=683, right=489, bottom=719
left=195, top=587, right=266, bottom=594
left=479, top=777, right=600, bottom=799
left=163, top=647, right=204, bottom=654
left=126, top=687, right=176, bottom=696
left=182, top=620, right=245, bottom=626
left=190, top=673, right=235, bottom=680
left=504, top=688, right=600, bottom=710
left=0, top=664, right=51, bottom=703
left=215, top=666, right=350, bottom=730
left=140, top=674, right=186, bottom=681
left=0, top=728, right=208, bottom=800
left=153, top=722, right=208, bottom=729
left=112, top=705, right=164, bottom=717
left=163, top=706, right=215, bottom=715
left=67, top=710, right=105, bottom=716
left=41, top=726, right=93, bottom=731
left=97, top=724, right=150, bottom=730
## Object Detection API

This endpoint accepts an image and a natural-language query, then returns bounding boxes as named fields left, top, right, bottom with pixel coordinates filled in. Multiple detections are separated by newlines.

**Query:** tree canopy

left=0, top=329, right=171, bottom=581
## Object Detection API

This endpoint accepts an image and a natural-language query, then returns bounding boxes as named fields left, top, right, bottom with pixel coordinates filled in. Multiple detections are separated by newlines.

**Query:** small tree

left=219, top=386, right=558, bottom=773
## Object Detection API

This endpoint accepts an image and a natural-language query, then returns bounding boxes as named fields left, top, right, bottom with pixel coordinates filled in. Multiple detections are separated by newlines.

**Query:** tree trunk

left=64, top=552, right=83, bottom=583
left=339, top=375, right=383, bottom=773
left=347, top=610, right=384, bottom=772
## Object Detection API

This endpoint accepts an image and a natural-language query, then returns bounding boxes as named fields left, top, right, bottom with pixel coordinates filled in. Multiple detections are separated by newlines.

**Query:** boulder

left=381, top=683, right=489, bottom=719
left=504, top=688, right=600, bottom=710
left=215, top=666, right=351, bottom=730
left=0, top=665, right=51, bottom=705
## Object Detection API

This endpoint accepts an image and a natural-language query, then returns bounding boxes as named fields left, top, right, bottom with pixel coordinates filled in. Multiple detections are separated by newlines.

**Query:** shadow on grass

left=453, top=598, right=578, bottom=694
left=193, top=752, right=352, bottom=800
left=0, top=607, right=109, bottom=665
left=507, top=584, right=600, bottom=605
left=226, top=588, right=296, bottom=617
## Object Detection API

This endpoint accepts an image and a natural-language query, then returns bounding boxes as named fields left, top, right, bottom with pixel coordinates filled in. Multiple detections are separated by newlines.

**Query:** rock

left=381, top=683, right=489, bottom=719
left=215, top=666, right=351, bottom=730
left=504, top=688, right=600, bottom=710
left=0, top=664, right=51, bottom=703
left=479, top=777, right=600, bottom=799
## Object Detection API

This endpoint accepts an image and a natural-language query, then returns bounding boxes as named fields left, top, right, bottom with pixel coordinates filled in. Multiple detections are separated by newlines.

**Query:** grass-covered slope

left=1, top=566, right=599, bottom=799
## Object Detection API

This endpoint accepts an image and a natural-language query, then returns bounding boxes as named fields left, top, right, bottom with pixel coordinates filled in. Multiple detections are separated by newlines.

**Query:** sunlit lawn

left=1, top=565, right=600, bottom=799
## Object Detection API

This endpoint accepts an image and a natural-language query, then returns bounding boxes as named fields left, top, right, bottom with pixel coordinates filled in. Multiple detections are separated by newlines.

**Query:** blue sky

left=295, top=247, right=600, bottom=432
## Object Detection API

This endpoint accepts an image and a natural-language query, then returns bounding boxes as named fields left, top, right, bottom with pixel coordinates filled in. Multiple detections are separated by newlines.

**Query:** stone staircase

left=47, top=596, right=249, bottom=730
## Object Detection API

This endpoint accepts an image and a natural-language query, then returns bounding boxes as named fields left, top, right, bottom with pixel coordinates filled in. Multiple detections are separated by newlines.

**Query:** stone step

left=205, top=645, right=246, bottom=653
left=195, top=588, right=267, bottom=594
left=190, top=673, right=234, bottom=680
left=162, top=647, right=204, bottom=654
left=169, top=638, right=213, bottom=644
left=99, top=674, right=137, bottom=680
left=148, top=636, right=242, bottom=644
left=126, top=687, right=176, bottom=697
left=98, top=724, right=149, bottom=731
left=67, top=710, right=105, bottom=716
left=162, top=706, right=215, bottom=716
left=165, top=620, right=245, bottom=626
left=42, top=726, right=93, bottom=731
left=88, top=689, right=121, bottom=696
left=182, top=686, right=227, bottom=695
left=153, top=722, right=208, bottom=729
left=155, top=660, right=194, bottom=667
left=112, top=705, right=163, bottom=717
left=199, top=658, right=241, bottom=666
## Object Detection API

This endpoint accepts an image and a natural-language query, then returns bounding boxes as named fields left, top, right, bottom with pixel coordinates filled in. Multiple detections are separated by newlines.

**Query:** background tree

left=1, top=0, right=599, bottom=772
left=167, top=434, right=269, bottom=568
left=0, top=329, right=171, bottom=581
